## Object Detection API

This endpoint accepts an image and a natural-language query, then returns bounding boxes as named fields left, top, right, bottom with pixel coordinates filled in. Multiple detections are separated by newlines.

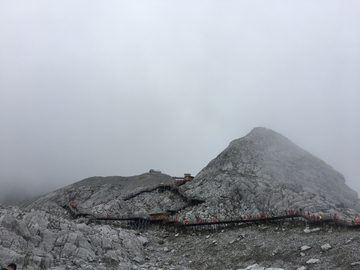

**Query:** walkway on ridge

left=61, top=178, right=360, bottom=230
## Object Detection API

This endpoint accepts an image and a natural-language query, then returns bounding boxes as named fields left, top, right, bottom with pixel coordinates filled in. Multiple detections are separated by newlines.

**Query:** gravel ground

left=139, top=221, right=360, bottom=270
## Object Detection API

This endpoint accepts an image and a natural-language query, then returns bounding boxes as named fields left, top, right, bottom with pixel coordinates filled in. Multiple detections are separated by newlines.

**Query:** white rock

left=248, top=264, right=264, bottom=270
left=137, top=236, right=149, bottom=246
left=104, top=250, right=122, bottom=262
left=237, top=264, right=265, bottom=270
left=77, top=247, right=96, bottom=262
left=133, top=256, right=144, bottom=264
left=321, top=243, right=332, bottom=251
left=61, top=242, right=77, bottom=258
left=76, top=223, right=92, bottom=234
left=301, top=245, right=311, bottom=251
left=306, top=259, right=320, bottom=264
left=300, top=252, right=305, bottom=257
left=310, top=228, right=320, bottom=232
left=297, top=267, right=307, bottom=270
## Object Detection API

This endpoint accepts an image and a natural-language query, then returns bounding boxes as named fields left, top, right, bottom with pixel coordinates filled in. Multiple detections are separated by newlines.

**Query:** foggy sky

left=1, top=1, right=359, bottom=204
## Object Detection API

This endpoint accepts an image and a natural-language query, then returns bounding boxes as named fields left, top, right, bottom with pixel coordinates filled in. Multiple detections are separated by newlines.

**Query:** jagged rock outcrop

left=3, top=202, right=360, bottom=270
left=0, top=205, right=149, bottom=269
left=20, top=172, right=184, bottom=217
left=179, top=127, right=359, bottom=220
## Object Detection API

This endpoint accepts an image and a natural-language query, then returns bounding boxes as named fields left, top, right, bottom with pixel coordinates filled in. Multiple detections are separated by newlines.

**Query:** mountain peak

left=180, top=127, right=359, bottom=218
left=231, top=126, right=298, bottom=152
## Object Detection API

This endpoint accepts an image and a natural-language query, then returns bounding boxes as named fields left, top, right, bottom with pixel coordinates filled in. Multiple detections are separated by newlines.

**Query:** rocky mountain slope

left=1, top=127, right=360, bottom=269
left=179, top=127, right=359, bottom=221
left=20, top=172, right=184, bottom=217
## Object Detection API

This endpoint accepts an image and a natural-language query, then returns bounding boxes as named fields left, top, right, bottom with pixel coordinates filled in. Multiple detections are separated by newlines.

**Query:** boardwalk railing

left=122, top=179, right=188, bottom=201
left=62, top=179, right=359, bottom=229
left=61, top=203, right=360, bottom=229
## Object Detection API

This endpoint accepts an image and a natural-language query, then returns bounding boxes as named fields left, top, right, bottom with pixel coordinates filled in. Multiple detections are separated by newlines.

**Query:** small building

left=184, top=173, right=194, bottom=181
left=149, top=213, right=168, bottom=220
left=149, top=169, right=161, bottom=173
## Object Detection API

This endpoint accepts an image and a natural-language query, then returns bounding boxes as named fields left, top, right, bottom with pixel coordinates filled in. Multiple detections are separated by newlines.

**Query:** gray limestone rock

left=301, top=245, right=311, bottom=251
left=321, top=243, right=332, bottom=251
left=179, top=127, right=359, bottom=219
left=306, top=259, right=320, bottom=264
left=138, top=236, right=149, bottom=246
left=61, top=242, right=77, bottom=258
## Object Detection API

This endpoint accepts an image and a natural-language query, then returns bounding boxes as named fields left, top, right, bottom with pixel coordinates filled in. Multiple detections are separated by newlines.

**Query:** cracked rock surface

left=179, top=127, right=359, bottom=221
left=2, top=205, right=360, bottom=270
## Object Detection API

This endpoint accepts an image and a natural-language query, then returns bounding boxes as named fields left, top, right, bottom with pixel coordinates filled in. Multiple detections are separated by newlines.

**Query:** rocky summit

left=179, top=127, right=359, bottom=221
left=1, top=127, right=360, bottom=270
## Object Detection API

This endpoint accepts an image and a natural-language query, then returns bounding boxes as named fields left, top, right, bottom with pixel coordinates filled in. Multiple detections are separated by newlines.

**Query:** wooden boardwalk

left=62, top=204, right=360, bottom=229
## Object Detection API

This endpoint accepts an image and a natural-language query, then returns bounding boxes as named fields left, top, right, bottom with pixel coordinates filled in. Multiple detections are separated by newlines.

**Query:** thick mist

left=1, top=1, right=359, bottom=204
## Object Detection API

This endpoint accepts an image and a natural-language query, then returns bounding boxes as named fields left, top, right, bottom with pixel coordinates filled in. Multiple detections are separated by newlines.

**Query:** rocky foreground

left=1, top=203, right=360, bottom=270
